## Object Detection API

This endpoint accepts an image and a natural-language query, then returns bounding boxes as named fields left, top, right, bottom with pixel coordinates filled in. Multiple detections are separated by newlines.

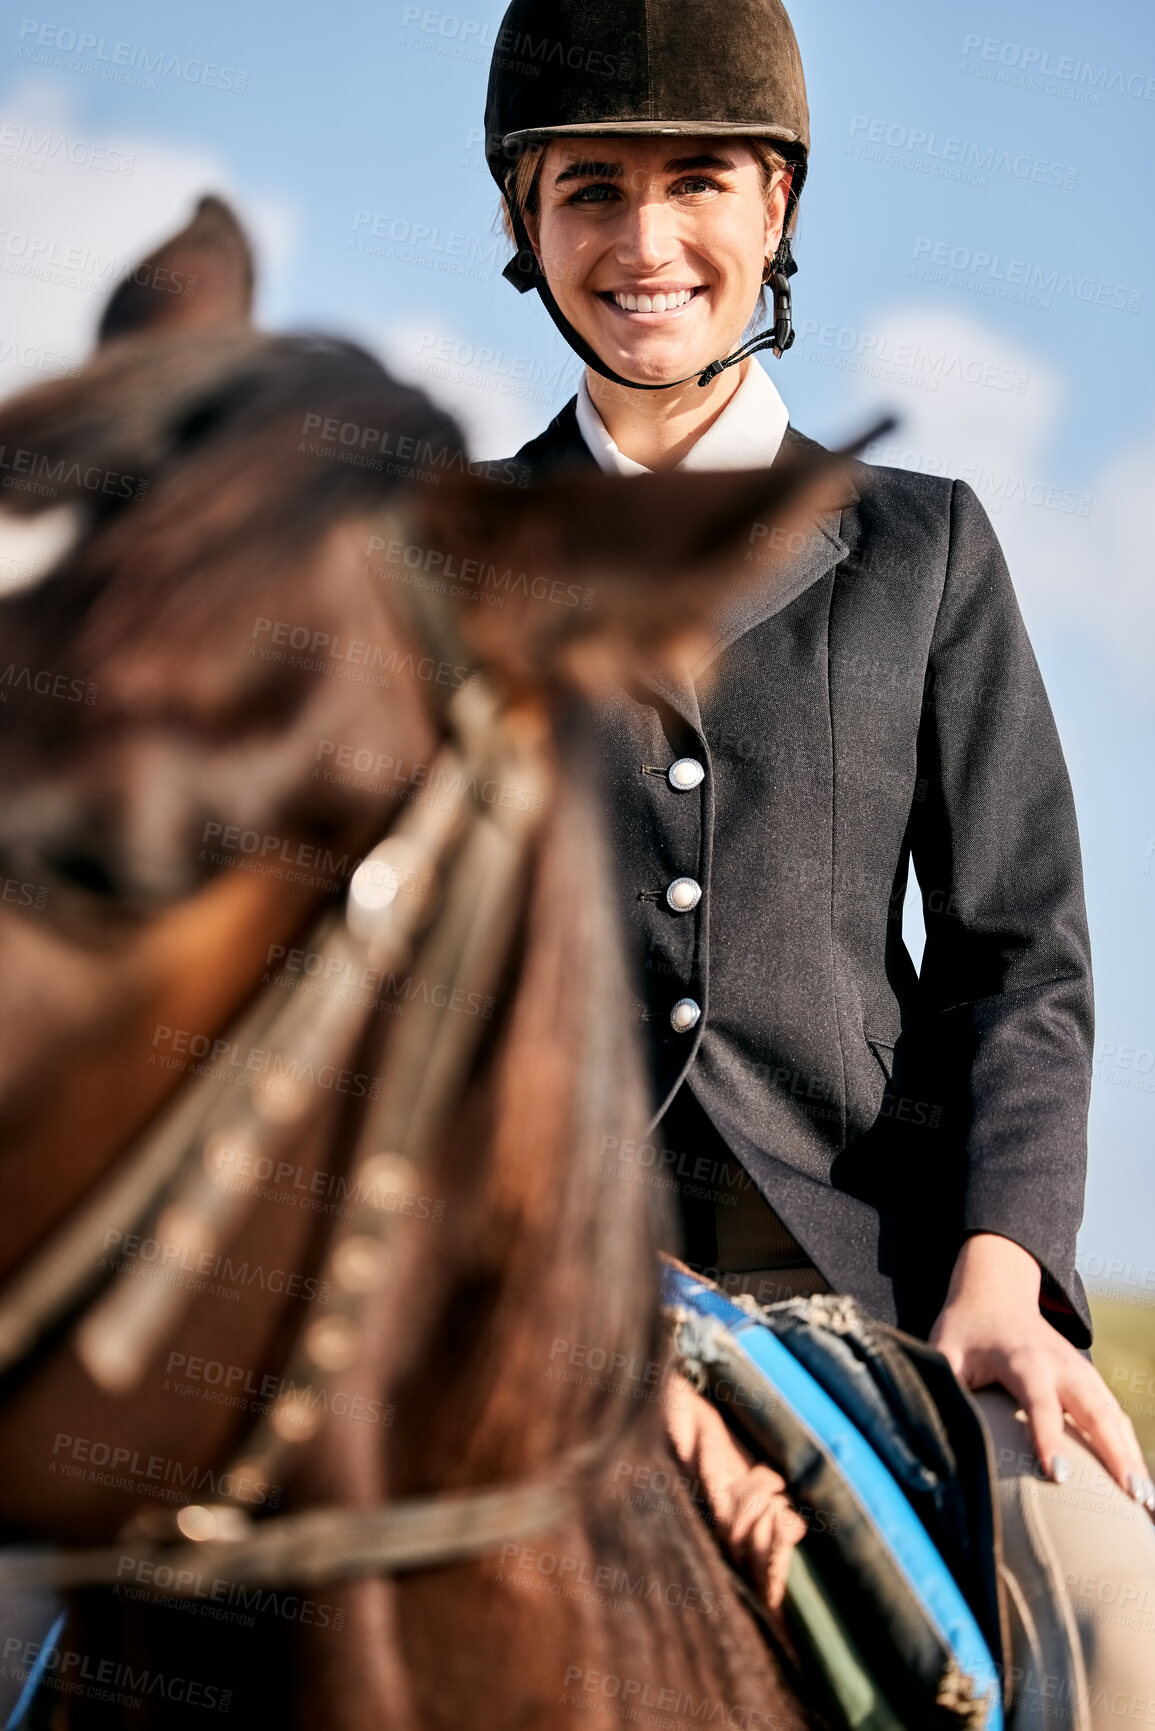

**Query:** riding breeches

left=977, top=1391, right=1155, bottom=1731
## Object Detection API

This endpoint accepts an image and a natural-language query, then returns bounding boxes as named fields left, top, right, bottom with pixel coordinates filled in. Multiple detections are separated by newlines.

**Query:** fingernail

left=1126, top=1471, right=1145, bottom=1502
left=1050, top=1454, right=1072, bottom=1485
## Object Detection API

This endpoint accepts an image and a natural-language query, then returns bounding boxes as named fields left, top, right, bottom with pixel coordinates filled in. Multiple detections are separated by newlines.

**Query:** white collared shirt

left=574, top=359, right=790, bottom=475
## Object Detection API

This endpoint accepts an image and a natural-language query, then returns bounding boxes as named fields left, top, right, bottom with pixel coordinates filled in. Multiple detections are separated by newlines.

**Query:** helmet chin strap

left=502, top=197, right=796, bottom=392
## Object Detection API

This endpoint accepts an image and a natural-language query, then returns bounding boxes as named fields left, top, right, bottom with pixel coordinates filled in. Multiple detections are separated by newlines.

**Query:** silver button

left=670, top=998, right=701, bottom=1034
left=668, top=757, right=705, bottom=792
left=666, top=877, right=702, bottom=913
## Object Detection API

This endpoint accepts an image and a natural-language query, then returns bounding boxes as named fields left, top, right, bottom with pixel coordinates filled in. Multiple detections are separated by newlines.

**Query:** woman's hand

left=663, top=1370, right=807, bottom=1609
left=929, top=1232, right=1154, bottom=1510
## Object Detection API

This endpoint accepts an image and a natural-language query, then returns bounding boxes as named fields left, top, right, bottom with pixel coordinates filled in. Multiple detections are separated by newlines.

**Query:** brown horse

left=0, top=204, right=839, bottom=1729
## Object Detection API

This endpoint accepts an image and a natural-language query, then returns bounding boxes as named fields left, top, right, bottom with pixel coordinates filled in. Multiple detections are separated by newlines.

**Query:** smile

left=603, top=287, right=703, bottom=315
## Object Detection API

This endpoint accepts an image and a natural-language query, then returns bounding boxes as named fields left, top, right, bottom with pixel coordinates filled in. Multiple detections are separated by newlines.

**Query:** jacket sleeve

left=910, top=480, right=1094, bottom=1345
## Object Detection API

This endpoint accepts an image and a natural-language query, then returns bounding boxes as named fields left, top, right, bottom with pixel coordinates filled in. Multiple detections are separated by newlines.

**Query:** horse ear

left=97, top=195, right=255, bottom=345
left=398, top=451, right=851, bottom=693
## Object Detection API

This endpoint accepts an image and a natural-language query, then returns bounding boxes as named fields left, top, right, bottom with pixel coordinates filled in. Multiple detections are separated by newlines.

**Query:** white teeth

left=612, top=288, right=696, bottom=312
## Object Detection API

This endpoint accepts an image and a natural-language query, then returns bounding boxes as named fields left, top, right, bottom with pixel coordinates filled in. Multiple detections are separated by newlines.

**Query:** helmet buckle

left=768, top=270, right=796, bottom=358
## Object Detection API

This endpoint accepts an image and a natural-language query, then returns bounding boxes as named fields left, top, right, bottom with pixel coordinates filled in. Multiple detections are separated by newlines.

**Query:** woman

left=482, top=0, right=1155, bottom=1722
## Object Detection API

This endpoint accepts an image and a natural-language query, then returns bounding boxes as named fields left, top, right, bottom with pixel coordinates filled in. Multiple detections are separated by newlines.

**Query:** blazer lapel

left=518, top=411, right=849, bottom=718
left=639, top=654, right=704, bottom=732
left=689, top=427, right=853, bottom=677
left=690, top=501, right=849, bottom=679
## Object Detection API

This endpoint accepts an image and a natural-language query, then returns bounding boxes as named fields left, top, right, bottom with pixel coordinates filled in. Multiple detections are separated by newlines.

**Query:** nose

left=613, top=195, right=680, bottom=277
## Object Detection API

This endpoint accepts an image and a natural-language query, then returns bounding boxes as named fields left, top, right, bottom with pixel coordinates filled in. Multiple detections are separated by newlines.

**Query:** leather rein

left=0, top=674, right=592, bottom=1598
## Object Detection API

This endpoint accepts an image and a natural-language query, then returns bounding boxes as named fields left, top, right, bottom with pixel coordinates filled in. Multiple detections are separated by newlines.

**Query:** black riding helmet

left=484, top=0, right=810, bottom=391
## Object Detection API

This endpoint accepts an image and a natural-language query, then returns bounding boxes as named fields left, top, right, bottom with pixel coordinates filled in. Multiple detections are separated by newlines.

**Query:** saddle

left=663, top=1260, right=1009, bottom=1731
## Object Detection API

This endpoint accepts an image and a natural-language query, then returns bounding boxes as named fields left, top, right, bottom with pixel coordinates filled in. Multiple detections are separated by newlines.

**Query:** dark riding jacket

left=513, top=401, right=1094, bottom=1345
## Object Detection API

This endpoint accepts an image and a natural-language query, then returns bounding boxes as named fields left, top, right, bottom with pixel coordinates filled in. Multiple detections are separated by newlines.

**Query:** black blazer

left=514, top=401, right=1094, bottom=1345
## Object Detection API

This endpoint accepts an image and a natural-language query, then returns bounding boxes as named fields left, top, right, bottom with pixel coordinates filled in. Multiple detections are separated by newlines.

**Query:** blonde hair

left=500, top=139, right=791, bottom=246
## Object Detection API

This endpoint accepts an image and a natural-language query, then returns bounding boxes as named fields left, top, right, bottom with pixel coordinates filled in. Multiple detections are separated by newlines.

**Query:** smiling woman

left=481, top=0, right=1155, bottom=1723
left=514, top=137, right=790, bottom=461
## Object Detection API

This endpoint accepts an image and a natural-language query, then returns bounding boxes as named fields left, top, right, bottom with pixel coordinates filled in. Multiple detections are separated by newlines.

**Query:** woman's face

left=530, top=136, right=788, bottom=387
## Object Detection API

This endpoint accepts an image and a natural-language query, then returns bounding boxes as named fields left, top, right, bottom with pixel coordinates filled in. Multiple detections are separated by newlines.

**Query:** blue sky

left=1, top=0, right=1152, bottom=1287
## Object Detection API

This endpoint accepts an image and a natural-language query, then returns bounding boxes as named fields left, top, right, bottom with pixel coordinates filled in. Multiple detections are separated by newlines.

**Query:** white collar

left=574, top=359, right=790, bottom=475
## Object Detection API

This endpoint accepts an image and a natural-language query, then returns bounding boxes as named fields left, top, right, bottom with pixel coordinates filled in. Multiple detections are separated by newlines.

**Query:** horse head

left=0, top=197, right=842, bottom=1730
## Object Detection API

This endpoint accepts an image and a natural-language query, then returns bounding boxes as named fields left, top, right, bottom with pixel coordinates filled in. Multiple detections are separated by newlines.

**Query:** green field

left=1089, top=1291, right=1155, bottom=1470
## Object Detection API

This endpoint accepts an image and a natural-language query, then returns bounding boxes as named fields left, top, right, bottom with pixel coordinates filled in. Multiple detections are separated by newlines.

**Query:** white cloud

left=369, top=316, right=575, bottom=462
left=842, top=305, right=1155, bottom=697
left=0, top=78, right=296, bottom=394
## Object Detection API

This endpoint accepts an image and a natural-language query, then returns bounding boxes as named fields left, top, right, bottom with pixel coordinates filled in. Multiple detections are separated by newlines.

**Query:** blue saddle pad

left=663, top=1264, right=1003, bottom=1731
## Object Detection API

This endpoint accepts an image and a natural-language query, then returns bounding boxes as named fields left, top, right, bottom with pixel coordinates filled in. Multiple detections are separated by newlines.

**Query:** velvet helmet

left=484, top=0, right=810, bottom=390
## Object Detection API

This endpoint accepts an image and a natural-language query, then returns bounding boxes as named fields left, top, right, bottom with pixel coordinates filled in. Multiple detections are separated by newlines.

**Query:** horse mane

left=334, top=753, right=808, bottom=1727
left=0, top=321, right=814, bottom=1727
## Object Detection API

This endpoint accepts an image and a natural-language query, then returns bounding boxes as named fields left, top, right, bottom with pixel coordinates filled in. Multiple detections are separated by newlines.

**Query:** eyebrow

left=552, top=151, right=737, bottom=187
